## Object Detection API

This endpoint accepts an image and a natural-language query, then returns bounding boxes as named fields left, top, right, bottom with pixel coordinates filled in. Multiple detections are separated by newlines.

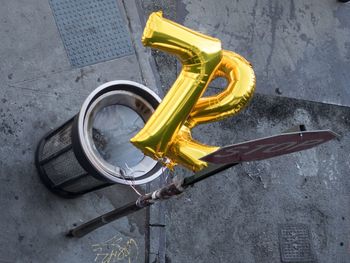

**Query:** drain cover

left=49, top=0, right=134, bottom=67
left=279, top=224, right=315, bottom=262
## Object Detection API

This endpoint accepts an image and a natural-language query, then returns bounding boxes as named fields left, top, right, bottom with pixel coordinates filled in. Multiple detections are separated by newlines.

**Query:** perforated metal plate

left=279, top=224, right=316, bottom=263
left=49, top=0, right=134, bottom=67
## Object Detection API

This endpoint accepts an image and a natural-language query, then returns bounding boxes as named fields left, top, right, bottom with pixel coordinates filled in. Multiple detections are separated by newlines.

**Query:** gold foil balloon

left=130, top=11, right=256, bottom=171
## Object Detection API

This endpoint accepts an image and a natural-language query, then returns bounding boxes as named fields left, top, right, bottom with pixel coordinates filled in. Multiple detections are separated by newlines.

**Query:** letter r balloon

left=130, top=12, right=256, bottom=172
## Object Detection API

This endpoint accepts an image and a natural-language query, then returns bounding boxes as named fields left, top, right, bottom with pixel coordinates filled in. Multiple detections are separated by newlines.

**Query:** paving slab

left=0, top=0, right=161, bottom=262
left=1, top=82, right=146, bottom=262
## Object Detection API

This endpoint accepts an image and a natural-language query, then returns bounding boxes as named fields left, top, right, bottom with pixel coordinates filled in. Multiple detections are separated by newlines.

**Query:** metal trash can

left=35, top=80, right=164, bottom=198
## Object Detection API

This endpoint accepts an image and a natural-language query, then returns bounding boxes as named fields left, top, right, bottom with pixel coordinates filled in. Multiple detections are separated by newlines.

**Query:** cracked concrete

left=140, top=1, right=350, bottom=262
left=166, top=94, right=350, bottom=263
left=178, top=0, right=350, bottom=107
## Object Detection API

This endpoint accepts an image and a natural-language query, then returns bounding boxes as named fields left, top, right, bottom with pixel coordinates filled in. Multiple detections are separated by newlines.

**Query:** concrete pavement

left=1, top=0, right=350, bottom=262
left=0, top=0, right=161, bottom=262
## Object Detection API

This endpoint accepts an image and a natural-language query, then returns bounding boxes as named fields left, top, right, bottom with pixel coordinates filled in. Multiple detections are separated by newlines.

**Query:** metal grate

left=36, top=117, right=110, bottom=197
left=41, top=122, right=72, bottom=161
left=49, top=0, right=134, bottom=67
left=42, top=150, right=87, bottom=185
left=279, top=224, right=316, bottom=263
